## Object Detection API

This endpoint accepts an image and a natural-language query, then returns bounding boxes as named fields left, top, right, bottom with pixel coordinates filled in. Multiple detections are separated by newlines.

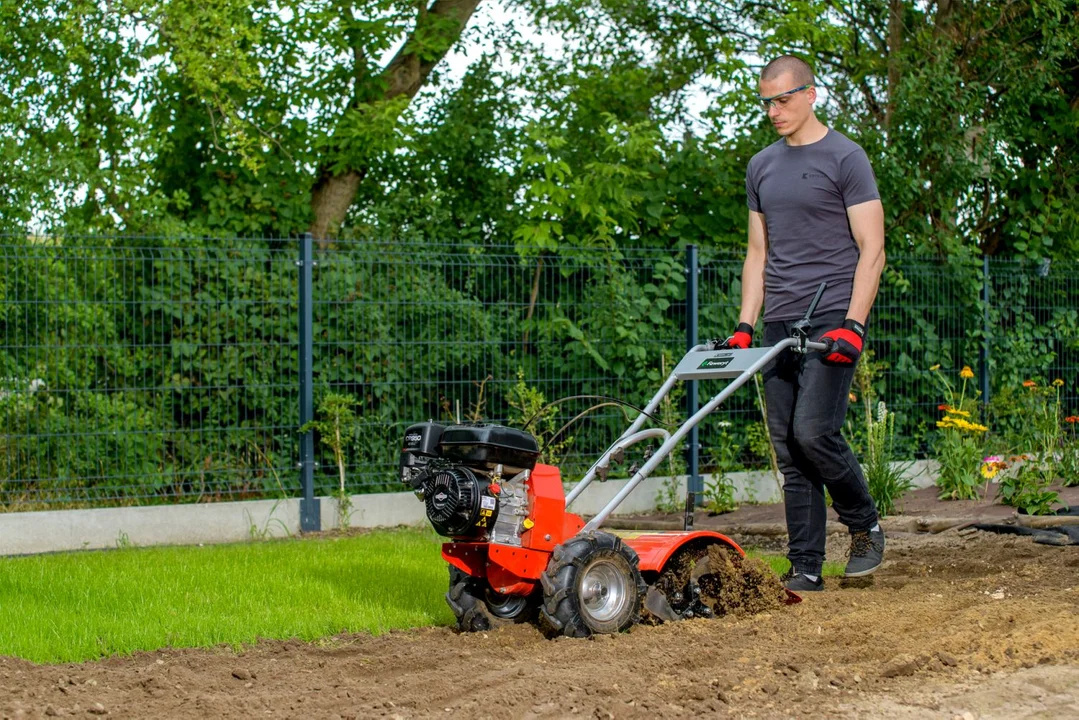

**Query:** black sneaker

left=781, top=571, right=823, bottom=592
left=845, top=528, right=885, bottom=577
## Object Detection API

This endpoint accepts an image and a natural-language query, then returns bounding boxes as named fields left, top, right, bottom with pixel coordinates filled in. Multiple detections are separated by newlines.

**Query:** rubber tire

left=539, top=531, right=646, bottom=638
left=446, top=566, right=536, bottom=632
left=446, top=565, right=493, bottom=632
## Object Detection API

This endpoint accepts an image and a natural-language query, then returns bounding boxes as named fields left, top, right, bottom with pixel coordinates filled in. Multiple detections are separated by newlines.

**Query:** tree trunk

left=310, top=170, right=366, bottom=243
left=885, top=0, right=903, bottom=130
left=522, top=255, right=544, bottom=349
left=308, top=0, right=485, bottom=242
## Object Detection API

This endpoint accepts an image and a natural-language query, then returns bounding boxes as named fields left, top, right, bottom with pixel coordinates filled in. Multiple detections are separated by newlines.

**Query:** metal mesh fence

left=0, top=239, right=298, bottom=508
left=1, top=235, right=1077, bottom=511
left=315, top=243, right=688, bottom=491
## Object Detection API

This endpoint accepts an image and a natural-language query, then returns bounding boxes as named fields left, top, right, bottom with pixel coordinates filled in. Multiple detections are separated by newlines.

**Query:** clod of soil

left=697, top=545, right=787, bottom=615
left=645, top=543, right=787, bottom=623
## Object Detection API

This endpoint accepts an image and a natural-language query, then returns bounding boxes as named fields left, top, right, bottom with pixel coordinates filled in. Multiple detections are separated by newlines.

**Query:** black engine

left=399, top=422, right=540, bottom=540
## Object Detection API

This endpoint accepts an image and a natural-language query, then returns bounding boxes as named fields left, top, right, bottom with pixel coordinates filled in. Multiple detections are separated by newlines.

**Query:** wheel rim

left=578, top=558, right=629, bottom=623
left=485, top=589, right=529, bottom=619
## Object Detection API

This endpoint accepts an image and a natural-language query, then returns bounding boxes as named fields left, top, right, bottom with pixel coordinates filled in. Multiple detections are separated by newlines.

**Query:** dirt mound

left=644, top=543, right=786, bottom=622
left=698, top=545, right=787, bottom=615
left=2, top=533, right=1077, bottom=719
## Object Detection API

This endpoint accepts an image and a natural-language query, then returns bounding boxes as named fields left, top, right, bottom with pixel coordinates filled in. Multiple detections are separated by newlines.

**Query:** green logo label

left=699, top=355, right=734, bottom=370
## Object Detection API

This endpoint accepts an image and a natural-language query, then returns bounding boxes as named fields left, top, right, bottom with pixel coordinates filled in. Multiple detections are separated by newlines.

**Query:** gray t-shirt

left=745, top=129, right=879, bottom=322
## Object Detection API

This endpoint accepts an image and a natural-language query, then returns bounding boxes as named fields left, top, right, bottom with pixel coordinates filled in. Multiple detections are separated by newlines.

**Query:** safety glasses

left=758, top=84, right=812, bottom=110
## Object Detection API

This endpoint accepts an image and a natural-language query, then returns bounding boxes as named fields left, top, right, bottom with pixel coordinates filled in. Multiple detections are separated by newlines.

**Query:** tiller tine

left=643, top=586, right=681, bottom=623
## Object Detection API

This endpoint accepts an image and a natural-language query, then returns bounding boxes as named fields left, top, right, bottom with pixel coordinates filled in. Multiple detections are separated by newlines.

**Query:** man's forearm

left=846, top=246, right=885, bottom=325
left=739, top=248, right=766, bottom=327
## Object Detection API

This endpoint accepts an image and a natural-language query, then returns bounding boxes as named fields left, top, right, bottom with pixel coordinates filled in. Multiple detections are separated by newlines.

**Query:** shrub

left=851, top=351, right=912, bottom=516
left=863, top=401, right=913, bottom=517
left=995, top=378, right=1065, bottom=514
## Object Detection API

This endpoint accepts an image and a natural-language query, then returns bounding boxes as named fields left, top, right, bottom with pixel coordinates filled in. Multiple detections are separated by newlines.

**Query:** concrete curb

left=0, top=473, right=681, bottom=556
left=0, top=460, right=1000, bottom=556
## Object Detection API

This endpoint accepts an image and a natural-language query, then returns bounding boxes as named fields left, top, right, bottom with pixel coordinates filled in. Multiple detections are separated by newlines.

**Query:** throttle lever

left=790, top=281, right=828, bottom=342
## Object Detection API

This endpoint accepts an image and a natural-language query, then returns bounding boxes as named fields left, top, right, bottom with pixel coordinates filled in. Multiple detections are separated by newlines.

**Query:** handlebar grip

left=808, top=339, right=833, bottom=354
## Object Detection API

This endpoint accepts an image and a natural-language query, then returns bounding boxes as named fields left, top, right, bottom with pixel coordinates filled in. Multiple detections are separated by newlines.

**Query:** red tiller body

left=441, top=463, right=745, bottom=596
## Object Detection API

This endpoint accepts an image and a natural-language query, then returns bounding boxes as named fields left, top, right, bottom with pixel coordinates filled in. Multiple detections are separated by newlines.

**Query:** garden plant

left=930, top=365, right=989, bottom=501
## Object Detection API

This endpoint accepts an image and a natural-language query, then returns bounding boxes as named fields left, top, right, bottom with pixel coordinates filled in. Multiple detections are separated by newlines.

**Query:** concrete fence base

left=0, top=461, right=939, bottom=556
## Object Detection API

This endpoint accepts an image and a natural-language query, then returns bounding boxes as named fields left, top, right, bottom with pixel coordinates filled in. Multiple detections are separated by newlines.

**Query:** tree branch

left=309, top=0, right=485, bottom=242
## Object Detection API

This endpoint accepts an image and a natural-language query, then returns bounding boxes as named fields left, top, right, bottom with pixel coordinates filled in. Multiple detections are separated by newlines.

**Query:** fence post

left=685, top=245, right=702, bottom=501
left=298, top=233, right=320, bottom=531
left=979, top=255, right=991, bottom=408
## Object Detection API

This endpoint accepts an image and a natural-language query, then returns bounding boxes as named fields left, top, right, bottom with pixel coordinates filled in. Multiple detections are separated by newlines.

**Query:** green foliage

left=6, top=0, right=1079, bottom=511
left=2, top=230, right=1077, bottom=510
left=505, top=369, right=575, bottom=468
left=995, top=379, right=1066, bottom=514
left=702, top=422, right=739, bottom=515
left=997, top=465, right=1060, bottom=516
left=703, top=475, right=737, bottom=516
left=851, top=352, right=912, bottom=516
left=2, top=0, right=1077, bottom=263
left=989, top=377, right=1068, bottom=457
left=653, top=349, right=687, bottom=514
left=862, top=402, right=912, bottom=518
left=1062, top=414, right=1079, bottom=488
left=933, top=425, right=985, bottom=501
left=1, top=0, right=485, bottom=236
left=301, top=392, right=359, bottom=528
left=745, top=421, right=773, bottom=470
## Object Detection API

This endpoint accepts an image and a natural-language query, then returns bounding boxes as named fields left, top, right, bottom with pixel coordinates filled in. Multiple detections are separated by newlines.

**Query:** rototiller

left=399, top=294, right=831, bottom=637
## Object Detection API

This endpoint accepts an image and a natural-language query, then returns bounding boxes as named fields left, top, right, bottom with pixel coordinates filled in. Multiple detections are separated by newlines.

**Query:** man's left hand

left=820, top=319, right=866, bottom=365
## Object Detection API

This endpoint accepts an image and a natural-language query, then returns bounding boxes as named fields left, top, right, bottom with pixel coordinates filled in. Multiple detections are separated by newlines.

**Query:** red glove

left=720, top=322, right=754, bottom=349
left=820, top=319, right=865, bottom=365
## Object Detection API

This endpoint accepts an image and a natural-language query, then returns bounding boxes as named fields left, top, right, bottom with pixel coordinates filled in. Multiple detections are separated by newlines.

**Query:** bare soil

left=2, top=532, right=1078, bottom=719
left=629, top=484, right=1079, bottom=529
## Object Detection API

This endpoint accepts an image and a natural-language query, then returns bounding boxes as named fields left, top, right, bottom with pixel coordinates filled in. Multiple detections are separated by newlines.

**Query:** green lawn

left=0, top=527, right=838, bottom=664
left=747, top=550, right=846, bottom=579
left=0, top=527, right=454, bottom=664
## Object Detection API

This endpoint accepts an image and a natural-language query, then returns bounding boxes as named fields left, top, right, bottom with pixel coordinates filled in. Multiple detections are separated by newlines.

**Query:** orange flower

left=938, top=404, right=952, bottom=411
left=849, top=392, right=857, bottom=402
left=1066, top=415, right=1079, bottom=424
left=960, top=366, right=974, bottom=379
left=1023, top=380, right=1037, bottom=388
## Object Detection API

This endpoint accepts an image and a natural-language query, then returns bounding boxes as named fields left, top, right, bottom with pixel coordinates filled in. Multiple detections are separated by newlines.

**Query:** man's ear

left=807, top=86, right=818, bottom=105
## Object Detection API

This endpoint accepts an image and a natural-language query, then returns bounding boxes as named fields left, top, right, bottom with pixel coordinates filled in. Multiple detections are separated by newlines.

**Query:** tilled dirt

left=698, top=546, right=788, bottom=616
left=625, top=484, right=1079, bottom=528
left=2, top=533, right=1078, bottom=719
left=645, top=545, right=787, bottom=622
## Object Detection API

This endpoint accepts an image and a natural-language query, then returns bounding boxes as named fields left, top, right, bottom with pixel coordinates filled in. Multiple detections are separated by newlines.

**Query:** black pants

left=763, top=312, right=878, bottom=576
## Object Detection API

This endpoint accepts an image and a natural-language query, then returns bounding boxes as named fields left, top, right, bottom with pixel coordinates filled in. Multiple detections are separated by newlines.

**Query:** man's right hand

left=719, top=322, right=754, bottom=349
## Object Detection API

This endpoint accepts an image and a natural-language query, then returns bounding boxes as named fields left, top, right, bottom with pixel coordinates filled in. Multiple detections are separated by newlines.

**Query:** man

left=726, top=55, right=886, bottom=591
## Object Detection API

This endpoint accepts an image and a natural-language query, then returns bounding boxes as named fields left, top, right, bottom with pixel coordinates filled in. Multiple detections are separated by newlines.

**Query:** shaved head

left=761, top=56, right=815, bottom=86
